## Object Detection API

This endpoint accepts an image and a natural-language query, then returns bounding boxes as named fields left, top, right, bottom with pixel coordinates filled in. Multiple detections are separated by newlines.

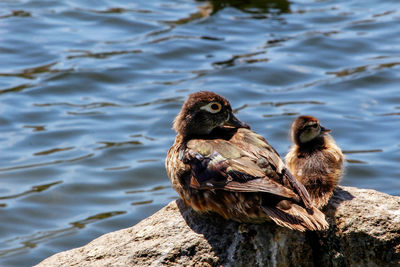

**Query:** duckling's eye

left=312, top=124, right=318, bottom=128
left=200, top=102, right=222, bottom=113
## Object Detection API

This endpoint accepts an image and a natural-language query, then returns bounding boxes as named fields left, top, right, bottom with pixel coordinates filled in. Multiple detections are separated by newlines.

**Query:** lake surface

left=1, top=0, right=399, bottom=265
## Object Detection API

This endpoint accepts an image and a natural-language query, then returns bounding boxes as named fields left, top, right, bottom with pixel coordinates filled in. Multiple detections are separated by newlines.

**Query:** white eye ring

left=200, top=102, right=222, bottom=114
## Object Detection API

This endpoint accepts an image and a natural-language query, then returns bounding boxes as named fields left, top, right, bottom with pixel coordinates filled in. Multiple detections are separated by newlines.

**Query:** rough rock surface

left=35, top=186, right=400, bottom=267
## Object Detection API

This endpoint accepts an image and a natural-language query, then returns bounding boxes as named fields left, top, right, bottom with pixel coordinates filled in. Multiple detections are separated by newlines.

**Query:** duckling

left=285, top=115, right=344, bottom=209
left=166, top=92, right=328, bottom=231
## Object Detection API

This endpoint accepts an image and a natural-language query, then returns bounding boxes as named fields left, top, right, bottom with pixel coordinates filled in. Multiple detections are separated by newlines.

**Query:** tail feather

left=261, top=205, right=329, bottom=231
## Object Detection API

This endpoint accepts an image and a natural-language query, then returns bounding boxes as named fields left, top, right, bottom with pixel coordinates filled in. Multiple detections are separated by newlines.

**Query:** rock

left=35, top=186, right=400, bottom=267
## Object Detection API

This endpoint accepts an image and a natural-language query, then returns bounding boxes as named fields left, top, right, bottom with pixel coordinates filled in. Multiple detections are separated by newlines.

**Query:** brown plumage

left=285, top=115, right=344, bottom=209
left=166, top=92, right=329, bottom=231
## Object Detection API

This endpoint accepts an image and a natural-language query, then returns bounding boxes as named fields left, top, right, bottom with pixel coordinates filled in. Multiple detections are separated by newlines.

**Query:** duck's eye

left=312, top=124, right=318, bottom=128
left=210, top=103, right=221, bottom=111
left=200, top=102, right=222, bottom=113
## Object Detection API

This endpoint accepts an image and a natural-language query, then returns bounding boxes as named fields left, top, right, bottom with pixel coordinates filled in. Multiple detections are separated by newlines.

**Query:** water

left=0, top=0, right=399, bottom=265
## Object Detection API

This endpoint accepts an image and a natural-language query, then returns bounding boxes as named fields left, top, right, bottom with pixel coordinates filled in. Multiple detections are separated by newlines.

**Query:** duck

left=166, top=91, right=328, bottom=231
left=285, top=115, right=344, bottom=209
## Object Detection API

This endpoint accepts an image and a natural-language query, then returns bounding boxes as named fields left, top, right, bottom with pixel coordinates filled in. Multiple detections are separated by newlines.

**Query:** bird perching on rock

left=285, top=115, right=344, bottom=209
left=166, top=91, right=329, bottom=231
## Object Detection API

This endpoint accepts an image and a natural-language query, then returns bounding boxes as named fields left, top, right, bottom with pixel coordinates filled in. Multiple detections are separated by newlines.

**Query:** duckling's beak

left=224, top=113, right=250, bottom=129
left=320, top=126, right=331, bottom=134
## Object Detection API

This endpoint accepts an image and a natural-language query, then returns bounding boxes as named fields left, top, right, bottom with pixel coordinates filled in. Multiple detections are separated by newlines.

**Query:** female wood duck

left=166, top=91, right=328, bottom=231
left=285, top=115, right=344, bottom=209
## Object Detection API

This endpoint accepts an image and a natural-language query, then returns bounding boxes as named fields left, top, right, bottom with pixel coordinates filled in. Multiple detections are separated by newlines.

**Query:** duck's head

left=291, top=115, right=331, bottom=145
left=173, top=91, right=249, bottom=137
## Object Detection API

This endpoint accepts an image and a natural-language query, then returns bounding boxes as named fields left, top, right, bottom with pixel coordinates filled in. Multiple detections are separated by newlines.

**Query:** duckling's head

left=173, top=91, right=249, bottom=137
left=291, top=115, right=331, bottom=146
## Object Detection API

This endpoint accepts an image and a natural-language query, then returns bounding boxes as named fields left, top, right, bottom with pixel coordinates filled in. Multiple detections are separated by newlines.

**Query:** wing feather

left=230, top=128, right=312, bottom=209
left=282, top=168, right=312, bottom=210
left=183, top=138, right=302, bottom=203
left=223, top=180, right=300, bottom=201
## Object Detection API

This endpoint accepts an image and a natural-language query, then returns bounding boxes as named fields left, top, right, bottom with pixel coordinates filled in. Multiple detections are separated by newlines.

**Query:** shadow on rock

left=323, top=186, right=355, bottom=224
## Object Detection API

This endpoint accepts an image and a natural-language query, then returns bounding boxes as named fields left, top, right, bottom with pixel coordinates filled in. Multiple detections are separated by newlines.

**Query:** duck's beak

left=224, top=113, right=250, bottom=129
left=320, top=126, right=331, bottom=134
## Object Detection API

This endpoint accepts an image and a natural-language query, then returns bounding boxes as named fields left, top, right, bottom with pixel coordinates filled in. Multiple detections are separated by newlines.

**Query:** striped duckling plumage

left=285, top=115, right=344, bottom=209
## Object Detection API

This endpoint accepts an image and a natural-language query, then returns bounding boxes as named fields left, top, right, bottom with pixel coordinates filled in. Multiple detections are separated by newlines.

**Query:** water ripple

left=0, top=10, right=31, bottom=19
left=34, top=147, right=75, bottom=156
left=96, top=141, right=142, bottom=150
left=70, top=211, right=126, bottom=229
left=0, top=62, right=57, bottom=80
left=126, top=185, right=170, bottom=194
left=0, top=83, right=34, bottom=95
left=0, top=181, right=62, bottom=201
left=0, top=210, right=126, bottom=258
left=23, top=125, right=46, bottom=132
left=212, top=51, right=268, bottom=68
left=343, top=149, right=383, bottom=154
left=0, top=154, right=94, bottom=172
left=67, top=49, right=142, bottom=60
left=327, top=62, right=400, bottom=77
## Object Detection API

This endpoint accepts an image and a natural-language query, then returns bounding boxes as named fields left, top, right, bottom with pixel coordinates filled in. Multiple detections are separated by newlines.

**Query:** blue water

left=0, top=0, right=399, bottom=265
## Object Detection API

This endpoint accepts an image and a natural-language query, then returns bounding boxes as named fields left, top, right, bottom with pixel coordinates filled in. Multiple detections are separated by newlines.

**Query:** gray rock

left=35, top=186, right=400, bottom=267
